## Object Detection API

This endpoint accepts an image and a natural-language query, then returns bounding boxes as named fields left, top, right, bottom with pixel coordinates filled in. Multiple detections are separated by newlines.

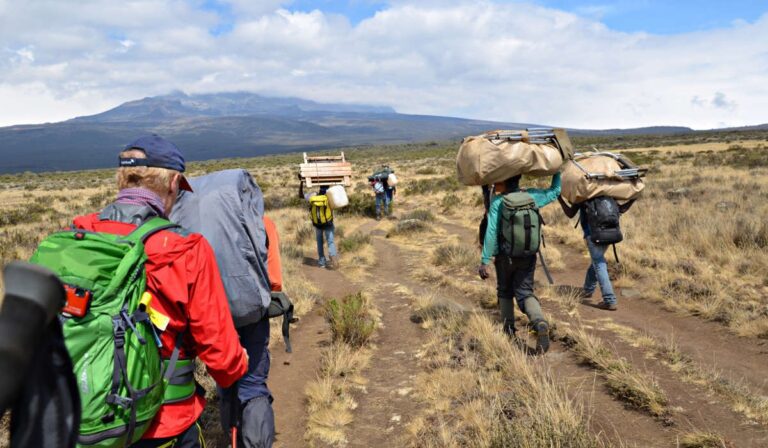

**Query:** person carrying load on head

left=478, top=172, right=561, bottom=354
left=557, top=196, right=635, bottom=311
left=299, top=181, right=338, bottom=269
left=31, top=135, right=248, bottom=448
left=370, top=177, right=389, bottom=220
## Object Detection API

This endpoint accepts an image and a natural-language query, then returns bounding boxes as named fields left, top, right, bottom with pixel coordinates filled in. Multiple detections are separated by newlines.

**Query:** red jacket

left=73, top=213, right=248, bottom=439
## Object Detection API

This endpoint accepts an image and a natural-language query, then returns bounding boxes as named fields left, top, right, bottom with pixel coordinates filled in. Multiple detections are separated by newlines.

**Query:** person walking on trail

left=371, top=177, right=389, bottom=220
left=478, top=173, right=561, bottom=353
left=299, top=182, right=338, bottom=269
left=557, top=196, right=635, bottom=311
left=72, top=135, right=248, bottom=447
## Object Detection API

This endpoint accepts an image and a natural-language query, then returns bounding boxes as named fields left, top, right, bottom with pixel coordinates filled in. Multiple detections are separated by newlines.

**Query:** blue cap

left=119, top=135, right=193, bottom=191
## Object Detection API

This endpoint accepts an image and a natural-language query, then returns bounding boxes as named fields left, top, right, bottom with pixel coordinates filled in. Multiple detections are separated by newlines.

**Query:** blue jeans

left=375, top=193, right=389, bottom=216
left=584, top=238, right=616, bottom=305
left=315, top=224, right=337, bottom=265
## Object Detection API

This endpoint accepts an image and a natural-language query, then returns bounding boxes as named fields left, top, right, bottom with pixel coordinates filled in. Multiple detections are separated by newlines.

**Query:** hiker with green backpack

left=31, top=135, right=248, bottom=447
left=478, top=173, right=561, bottom=353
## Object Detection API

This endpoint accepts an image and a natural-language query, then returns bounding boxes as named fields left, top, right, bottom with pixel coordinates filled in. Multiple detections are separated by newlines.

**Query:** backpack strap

left=612, top=244, right=620, bottom=264
left=268, top=291, right=296, bottom=353
left=123, top=217, right=180, bottom=245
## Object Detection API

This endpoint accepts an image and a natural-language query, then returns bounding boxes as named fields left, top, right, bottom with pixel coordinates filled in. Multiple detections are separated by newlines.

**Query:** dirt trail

left=268, top=212, right=768, bottom=447
left=344, top=235, right=425, bottom=447
left=269, top=263, right=358, bottom=448
left=437, top=219, right=768, bottom=446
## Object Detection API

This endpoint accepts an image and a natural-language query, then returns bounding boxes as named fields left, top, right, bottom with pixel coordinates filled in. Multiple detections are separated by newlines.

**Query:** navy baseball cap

left=119, top=135, right=193, bottom=191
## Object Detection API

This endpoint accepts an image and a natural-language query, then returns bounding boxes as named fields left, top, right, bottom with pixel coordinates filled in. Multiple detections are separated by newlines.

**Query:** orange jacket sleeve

left=264, top=216, right=283, bottom=292
left=186, top=237, right=247, bottom=387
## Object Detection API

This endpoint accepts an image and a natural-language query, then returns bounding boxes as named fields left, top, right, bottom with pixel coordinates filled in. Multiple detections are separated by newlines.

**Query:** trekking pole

left=229, top=382, right=239, bottom=448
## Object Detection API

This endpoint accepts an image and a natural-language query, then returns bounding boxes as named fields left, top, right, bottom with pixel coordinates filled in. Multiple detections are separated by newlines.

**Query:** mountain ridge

left=0, top=91, right=764, bottom=174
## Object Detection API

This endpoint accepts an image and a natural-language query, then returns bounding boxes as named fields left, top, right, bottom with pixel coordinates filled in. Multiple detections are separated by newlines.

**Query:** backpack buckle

left=106, top=393, right=133, bottom=409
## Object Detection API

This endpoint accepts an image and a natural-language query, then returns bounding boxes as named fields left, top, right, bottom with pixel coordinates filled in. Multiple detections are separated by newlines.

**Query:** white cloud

left=0, top=0, right=766, bottom=129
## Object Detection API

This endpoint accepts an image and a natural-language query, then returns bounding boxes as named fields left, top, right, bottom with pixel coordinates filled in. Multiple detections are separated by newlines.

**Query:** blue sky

left=278, top=0, right=767, bottom=34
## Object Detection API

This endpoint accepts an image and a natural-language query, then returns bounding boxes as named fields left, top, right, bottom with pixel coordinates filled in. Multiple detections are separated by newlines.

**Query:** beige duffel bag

left=456, top=128, right=573, bottom=186
left=561, top=153, right=645, bottom=204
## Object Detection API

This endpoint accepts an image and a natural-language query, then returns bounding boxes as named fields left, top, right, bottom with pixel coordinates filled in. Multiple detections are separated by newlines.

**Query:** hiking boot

left=580, top=289, right=594, bottom=299
left=326, top=256, right=339, bottom=270
left=533, top=321, right=550, bottom=354
left=596, top=302, right=617, bottom=311
left=318, top=258, right=327, bottom=268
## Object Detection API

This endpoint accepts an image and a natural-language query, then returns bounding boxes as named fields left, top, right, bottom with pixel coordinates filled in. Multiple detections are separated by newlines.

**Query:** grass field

left=2, top=129, right=768, bottom=447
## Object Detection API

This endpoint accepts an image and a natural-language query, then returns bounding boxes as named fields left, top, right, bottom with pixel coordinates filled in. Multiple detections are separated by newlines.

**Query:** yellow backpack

left=309, top=194, right=333, bottom=227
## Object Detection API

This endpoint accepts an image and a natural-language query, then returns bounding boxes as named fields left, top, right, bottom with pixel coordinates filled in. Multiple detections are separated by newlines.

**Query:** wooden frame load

left=300, top=152, right=353, bottom=187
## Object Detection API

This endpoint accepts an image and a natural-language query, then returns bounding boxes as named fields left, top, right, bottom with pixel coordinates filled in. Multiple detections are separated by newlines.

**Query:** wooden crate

left=300, top=152, right=352, bottom=187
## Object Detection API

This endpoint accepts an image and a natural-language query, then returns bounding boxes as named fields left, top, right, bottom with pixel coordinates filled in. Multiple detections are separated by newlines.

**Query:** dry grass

left=404, top=291, right=604, bottom=448
left=596, top=320, right=768, bottom=426
left=562, top=328, right=670, bottom=420
left=305, top=291, right=379, bottom=447
left=677, top=431, right=729, bottom=448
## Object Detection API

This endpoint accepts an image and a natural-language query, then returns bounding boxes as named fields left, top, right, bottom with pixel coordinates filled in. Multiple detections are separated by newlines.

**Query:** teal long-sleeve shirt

left=480, top=173, right=561, bottom=265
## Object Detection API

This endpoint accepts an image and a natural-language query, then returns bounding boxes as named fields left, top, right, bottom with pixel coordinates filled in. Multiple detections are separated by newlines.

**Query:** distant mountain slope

left=0, top=91, right=763, bottom=174
left=0, top=91, right=537, bottom=172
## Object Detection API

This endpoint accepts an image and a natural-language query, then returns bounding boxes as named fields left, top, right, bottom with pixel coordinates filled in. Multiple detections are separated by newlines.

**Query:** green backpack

left=498, top=192, right=542, bottom=258
left=30, top=218, right=194, bottom=447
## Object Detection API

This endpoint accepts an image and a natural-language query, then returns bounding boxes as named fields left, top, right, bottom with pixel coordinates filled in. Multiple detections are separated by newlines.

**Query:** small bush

left=0, top=202, right=48, bottom=226
left=387, top=219, right=430, bottom=238
left=679, top=432, right=728, bottom=448
left=732, top=220, right=768, bottom=249
left=325, top=292, right=376, bottom=347
left=404, top=175, right=462, bottom=196
left=294, top=223, right=315, bottom=242
left=440, top=193, right=461, bottom=212
left=401, top=209, right=435, bottom=222
left=415, top=166, right=437, bottom=175
left=432, top=244, right=476, bottom=269
left=264, top=195, right=304, bottom=211
left=338, top=232, right=371, bottom=253
left=338, top=193, right=376, bottom=218
left=281, top=244, right=304, bottom=260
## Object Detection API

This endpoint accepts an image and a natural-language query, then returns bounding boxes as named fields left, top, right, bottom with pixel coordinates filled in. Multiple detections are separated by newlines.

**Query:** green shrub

left=401, top=209, right=435, bottom=222
left=338, top=232, right=371, bottom=253
left=387, top=219, right=430, bottom=238
left=338, top=193, right=376, bottom=218
left=325, top=292, right=376, bottom=347
left=404, top=175, right=462, bottom=196
left=415, top=167, right=437, bottom=175
left=264, top=195, right=304, bottom=211
left=294, top=223, right=315, bottom=242
left=432, top=244, right=476, bottom=269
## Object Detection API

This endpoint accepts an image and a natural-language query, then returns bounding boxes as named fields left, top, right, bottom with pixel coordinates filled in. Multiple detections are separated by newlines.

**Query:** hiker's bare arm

left=557, top=196, right=578, bottom=218
left=480, top=197, right=501, bottom=265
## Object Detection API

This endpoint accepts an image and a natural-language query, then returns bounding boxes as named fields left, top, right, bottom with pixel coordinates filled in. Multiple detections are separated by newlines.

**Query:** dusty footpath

left=268, top=215, right=768, bottom=447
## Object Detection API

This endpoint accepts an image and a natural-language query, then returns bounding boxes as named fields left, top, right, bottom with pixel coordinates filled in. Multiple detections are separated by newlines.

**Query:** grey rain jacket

left=171, top=169, right=271, bottom=327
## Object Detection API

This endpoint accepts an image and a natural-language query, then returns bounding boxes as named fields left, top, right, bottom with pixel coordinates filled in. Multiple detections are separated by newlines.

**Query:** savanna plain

left=2, top=130, right=768, bottom=448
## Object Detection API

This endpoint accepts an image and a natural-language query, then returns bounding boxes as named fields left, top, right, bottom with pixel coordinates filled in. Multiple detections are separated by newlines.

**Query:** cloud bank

left=0, top=0, right=766, bottom=129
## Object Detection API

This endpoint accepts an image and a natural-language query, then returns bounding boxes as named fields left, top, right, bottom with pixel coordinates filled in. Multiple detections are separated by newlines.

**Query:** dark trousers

left=220, top=319, right=274, bottom=448
left=494, top=255, right=545, bottom=329
left=131, top=422, right=204, bottom=448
